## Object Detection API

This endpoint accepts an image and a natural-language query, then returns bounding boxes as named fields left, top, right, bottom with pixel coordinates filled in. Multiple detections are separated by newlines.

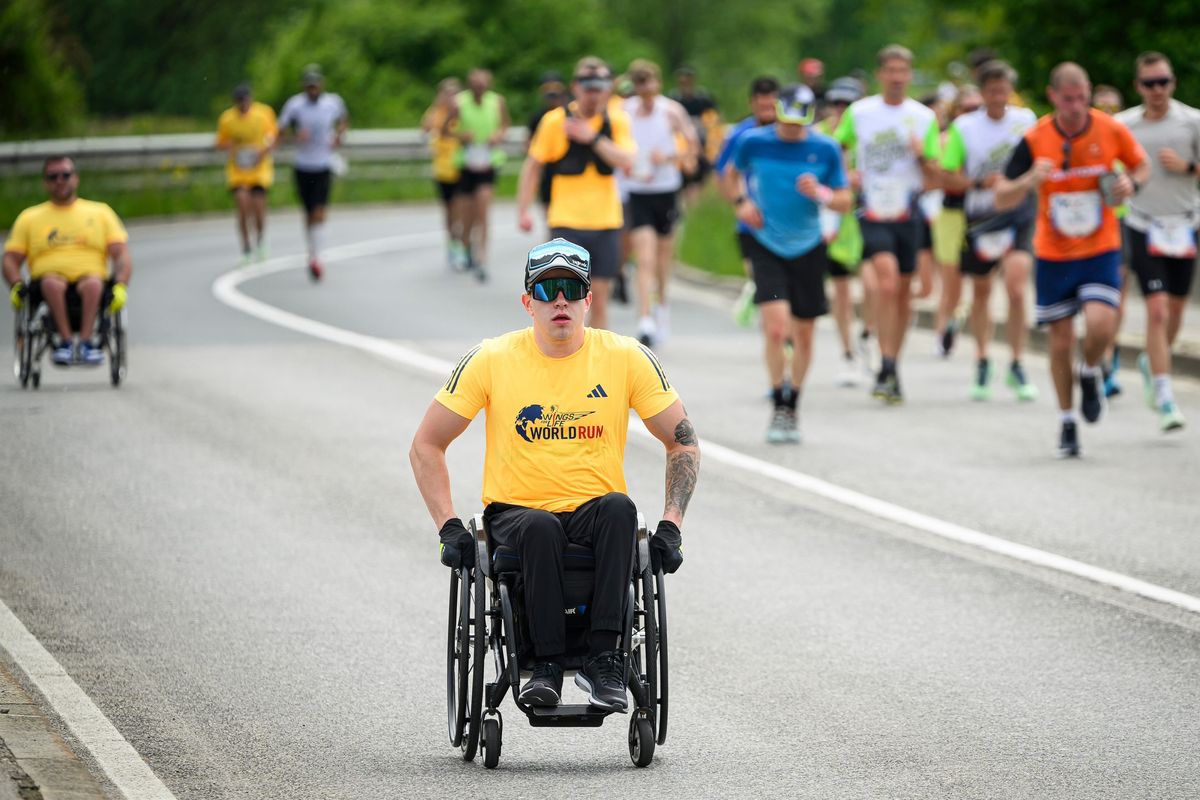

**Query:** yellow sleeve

left=434, top=343, right=490, bottom=420
left=528, top=110, right=566, bottom=164
left=4, top=209, right=31, bottom=255
left=216, top=110, right=232, bottom=147
left=629, top=341, right=679, bottom=420
left=609, top=108, right=635, bottom=152
left=100, top=205, right=129, bottom=246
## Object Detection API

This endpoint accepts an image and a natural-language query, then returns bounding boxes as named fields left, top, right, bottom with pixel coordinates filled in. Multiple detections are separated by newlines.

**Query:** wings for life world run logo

left=514, top=405, right=603, bottom=443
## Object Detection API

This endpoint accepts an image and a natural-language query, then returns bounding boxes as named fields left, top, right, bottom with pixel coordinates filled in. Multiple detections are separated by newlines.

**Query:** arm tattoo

left=665, top=451, right=699, bottom=517
left=673, top=418, right=698, bottom=447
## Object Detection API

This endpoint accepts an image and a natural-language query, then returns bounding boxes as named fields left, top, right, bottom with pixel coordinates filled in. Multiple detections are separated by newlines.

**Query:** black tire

left=655, top=571, right=669, bottom=745
left=498, top=583, right=520, bottom=689
left=14, top=310, right=30, bottom=389
left=636, top=568, right=658, bottom=734
left=109, top=313, right=126, bottom=387
left=446, top=569, right=466, bottom=747
left=460, top=563, right=486, bottom=762
left=629, top=713, right=655, bottom=767
left=481, top=717, right=501, bottom=770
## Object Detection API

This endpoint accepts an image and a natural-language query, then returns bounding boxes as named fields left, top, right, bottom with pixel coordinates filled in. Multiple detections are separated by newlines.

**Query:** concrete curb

left=673, top=262, right=1200, bottom=381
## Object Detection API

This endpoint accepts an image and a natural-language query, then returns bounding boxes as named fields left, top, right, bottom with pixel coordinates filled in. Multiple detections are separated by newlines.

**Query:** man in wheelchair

left=411, top=238, right=699, bottom=712
left=4, top=156, right=132, bottom=366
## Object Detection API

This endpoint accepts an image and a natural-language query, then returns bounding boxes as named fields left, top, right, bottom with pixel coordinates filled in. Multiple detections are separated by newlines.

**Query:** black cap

left=232, top=83, right=251, bottom=101
left=750, top=76, right=781, bottom=96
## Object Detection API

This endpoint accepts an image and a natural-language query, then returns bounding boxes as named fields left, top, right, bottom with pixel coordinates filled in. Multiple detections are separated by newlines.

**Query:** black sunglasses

left=530, top=277, right=588, bottom=302
left=44, top=171, right=74, bottom=181
left=1140, top=77, right=1172, bottom=89
left=1061, top=140, right=1072, bottom=173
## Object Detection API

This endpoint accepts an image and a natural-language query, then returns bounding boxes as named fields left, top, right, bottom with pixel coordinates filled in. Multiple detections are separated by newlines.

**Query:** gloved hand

left=108, top=283, right=127, bottom=314
left=649, top=520, right=683, bottom=574
left=439, top=517, right=475, bottom=570
left=9, top=282, right=23, bottom=310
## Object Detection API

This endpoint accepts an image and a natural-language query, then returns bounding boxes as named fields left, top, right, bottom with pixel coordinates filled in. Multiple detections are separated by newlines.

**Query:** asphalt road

left=2, top=203, right=1199, bottom=799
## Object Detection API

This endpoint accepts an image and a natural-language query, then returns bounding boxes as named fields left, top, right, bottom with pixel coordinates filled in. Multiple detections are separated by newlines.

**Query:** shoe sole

left=518, top=686, right=561, bottom=707
left=1057, top=447, right=1081, bottom=459
left=573, top=673, right=627, bottom=712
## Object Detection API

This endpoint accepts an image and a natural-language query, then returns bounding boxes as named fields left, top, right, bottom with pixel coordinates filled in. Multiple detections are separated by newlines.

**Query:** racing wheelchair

left=447, top=512, right=668, bottom=769
left=13, top=279, right=127, bottom=389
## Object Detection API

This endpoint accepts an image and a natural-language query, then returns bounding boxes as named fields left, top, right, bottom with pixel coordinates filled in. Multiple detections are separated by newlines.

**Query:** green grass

left=676, top=185, right=744, bottom=278
left=0, top=163, right=518, bottom=224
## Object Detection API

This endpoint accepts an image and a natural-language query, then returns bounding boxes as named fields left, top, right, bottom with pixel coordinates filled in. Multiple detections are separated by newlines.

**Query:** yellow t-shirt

left=4, top=199, right=128, bottom=282
left=216, top=102, right=277, bottom=188
left=423, top=106, right=461, bottom=183
left=435, top=327, right=679, bottom=513
left=528, top=103, right=635, bottom=230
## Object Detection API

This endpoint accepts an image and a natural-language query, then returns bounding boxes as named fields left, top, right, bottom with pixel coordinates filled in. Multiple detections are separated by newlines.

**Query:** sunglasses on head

left=530, top=276, right=588, bottom=302
left=528, top=249, right=589, bottom=271
left=44, top=171, right=74, bottom=181
left=1140, top=77, right=1172, bottom=89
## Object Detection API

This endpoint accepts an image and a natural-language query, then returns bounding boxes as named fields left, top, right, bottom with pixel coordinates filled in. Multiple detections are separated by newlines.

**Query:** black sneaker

left=518, top=661, right=563, bottom=707
left=871, top=370, right=889, bottom=400
left=1079, top=368, right=1105, bottom=423
left=1058, top=420, right=1080, bottom=458
left=939, top=321, right=956, bottom=357
left=575, top=651, right=628, bottom=712
left=612, top=269, right=629, bottom=304
left=884, top=373, right=904, bottom=405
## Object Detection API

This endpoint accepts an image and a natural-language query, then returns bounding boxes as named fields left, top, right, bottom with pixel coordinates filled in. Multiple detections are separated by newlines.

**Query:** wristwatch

left=1187, top=161, right=1197, bottom=176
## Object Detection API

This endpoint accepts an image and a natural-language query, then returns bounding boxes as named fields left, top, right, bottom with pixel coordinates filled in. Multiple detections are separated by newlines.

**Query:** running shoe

left=518, top=661, right=563, bottom=707
left=575, top=651, right=628, bottom=711
left=654, top=305, right=671, bottom=344
left=1057, top=420, right=1081, bottom=458
left=733, top=281, right=757, bottom=328
left=1006, top=362, right=1039, bottom=402
left=936, top=320, right=957, bottom=358
left=766, top=406, right=795, bottom=444
left=612, top=267, right=629, bottom=305
left=1159, top=401, right=1186, bottom=433
left=1079, top=367, right=1105, bottom=424
left=835, top=354, right=861, bottom=388
left=883, top=373, right=904, bottom=405
left=308, top=259, right=323, bottom=282
left=871, top=370, right=889, bottom=400
left=78, top=340, right=104, bottom=366
left=969, top=359, right=992, bottom=401
left=255, top=243, right=269, bottom=263
left=238, top=250, right=253, bottom=267
left=1137, top=352, right=1155, bottom=410
left=474, top=262, right=488, bottom=284
left=637, top=316, right=656, bottom=349
left=52, top=339, right=74, bottom=366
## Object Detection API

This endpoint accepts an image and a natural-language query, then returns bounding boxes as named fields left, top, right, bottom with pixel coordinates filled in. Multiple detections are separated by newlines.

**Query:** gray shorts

left=550, top=227, right=621, bottom=280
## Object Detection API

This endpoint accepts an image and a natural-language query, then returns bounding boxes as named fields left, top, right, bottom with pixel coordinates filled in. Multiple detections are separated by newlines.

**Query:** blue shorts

left=1035, top=250, right=1122, bottom=325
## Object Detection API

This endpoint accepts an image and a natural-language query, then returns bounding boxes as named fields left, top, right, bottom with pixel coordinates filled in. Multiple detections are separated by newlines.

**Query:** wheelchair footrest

left=524, top=704, right=610, bottom=728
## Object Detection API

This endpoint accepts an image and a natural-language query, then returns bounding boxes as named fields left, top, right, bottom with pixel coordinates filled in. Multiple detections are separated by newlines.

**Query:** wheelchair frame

left=12, top=280, right=127, bottom=389
left=446, top=512, right=669, bottom=769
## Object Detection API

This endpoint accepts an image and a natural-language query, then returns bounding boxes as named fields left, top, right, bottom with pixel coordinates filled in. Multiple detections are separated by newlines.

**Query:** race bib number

left=819, top=207, right=842, bottom=243
left=919, top=190, right=944, bottom=223
left=965, top=187, right=997, bottom=219
left=864, top=176, right=911, bottom=221
left=1147, top=219, right=1198, bottom=259
left=1049, top=191, right=1101, bottom=238
left=631, top=151, right=655, bottom=183
left=464, top=144, right=493, bottom=171
left=235, top=147, right=259, bottom=169
left=973, top=228, right=1016, bottom=262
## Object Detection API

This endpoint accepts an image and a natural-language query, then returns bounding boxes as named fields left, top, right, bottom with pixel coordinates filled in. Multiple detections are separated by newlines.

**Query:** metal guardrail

left=0, top=128, right=530, bottom=175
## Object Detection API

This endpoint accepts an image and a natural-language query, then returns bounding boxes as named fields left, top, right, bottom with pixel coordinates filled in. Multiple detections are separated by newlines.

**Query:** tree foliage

left=0, top=0, right=84, bottom=135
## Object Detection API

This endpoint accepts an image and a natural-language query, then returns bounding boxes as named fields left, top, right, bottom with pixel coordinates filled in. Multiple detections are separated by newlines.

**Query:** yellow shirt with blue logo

left=4, top=199, right=127, bottom=282
left=435, top=327, right=679, bottom=513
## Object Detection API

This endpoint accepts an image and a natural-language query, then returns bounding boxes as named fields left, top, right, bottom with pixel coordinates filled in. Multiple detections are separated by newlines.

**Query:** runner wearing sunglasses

left=410, top=238, right=698, bottom=711
left=994, top=62, right=1150, bottom=457
left=1115, top=51, right=1200, bottom=433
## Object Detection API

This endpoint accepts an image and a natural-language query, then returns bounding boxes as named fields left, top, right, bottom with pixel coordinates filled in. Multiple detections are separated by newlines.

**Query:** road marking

left=0, top=605, right=178, bottom=799
left=213, top=237, right=1200, bottom=618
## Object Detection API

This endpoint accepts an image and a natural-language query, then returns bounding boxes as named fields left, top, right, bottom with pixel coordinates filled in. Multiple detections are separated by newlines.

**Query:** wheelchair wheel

left=628, top=712, right=655, bottom=767
left=654, top=571, right=669, bottom=745
left=635, top=568, right=658, bottom=728
left=13, top=309, right=30, bottom=388
left=446, top=569, right=466, bottom=747
left=481, top=716, right=502, bottom=770
left=108, top=311, right=126, bottom=387
left=460, top=563, right=487, bottom=762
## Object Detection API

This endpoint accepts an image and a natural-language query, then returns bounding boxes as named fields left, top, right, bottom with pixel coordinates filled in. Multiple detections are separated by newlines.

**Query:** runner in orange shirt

left=995, top=63, right=1150, bottom=457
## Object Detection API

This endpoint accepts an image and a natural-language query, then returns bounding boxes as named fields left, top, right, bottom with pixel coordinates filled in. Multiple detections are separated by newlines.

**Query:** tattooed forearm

left=673, top=417, right=698, bottom=447
left=665, top=450, right=700, bottom=517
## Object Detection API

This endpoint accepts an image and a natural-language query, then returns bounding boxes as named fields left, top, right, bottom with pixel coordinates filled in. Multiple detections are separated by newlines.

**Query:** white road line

left=0, top=605, right=178, bottom=799
left=212, top=237, right=1200, bottom=618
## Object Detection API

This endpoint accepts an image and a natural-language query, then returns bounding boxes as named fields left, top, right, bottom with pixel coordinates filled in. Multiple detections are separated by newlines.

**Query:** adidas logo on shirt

left=586, top=384, right=608, bottom=399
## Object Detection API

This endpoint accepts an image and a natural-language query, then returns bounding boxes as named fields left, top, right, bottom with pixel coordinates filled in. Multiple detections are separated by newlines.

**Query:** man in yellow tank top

left=410, top=238, right=698, bottom=711
left=4, top=156, right=132, bottom=366
left=216, top=83, right=277, bottom=265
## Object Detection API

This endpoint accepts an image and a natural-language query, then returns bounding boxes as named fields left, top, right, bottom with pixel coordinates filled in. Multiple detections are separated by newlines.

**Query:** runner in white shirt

left=834, top=44, right=941, bottom=404
left=278, top=64, right=349, bottom=281
left=940, top=60, right=1040, bottom=402
left=1116, top=51, right=1200, bottom=433
left=623, top=59, right=698, bottom=348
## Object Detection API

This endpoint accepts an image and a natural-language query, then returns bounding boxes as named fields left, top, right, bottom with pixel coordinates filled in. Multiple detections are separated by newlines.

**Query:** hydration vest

left=552, top=108, right=614, bottom=176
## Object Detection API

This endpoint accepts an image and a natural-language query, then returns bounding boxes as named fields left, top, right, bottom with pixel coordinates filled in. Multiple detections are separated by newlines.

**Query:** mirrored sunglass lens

left=533, top=279, right=585, bottom=301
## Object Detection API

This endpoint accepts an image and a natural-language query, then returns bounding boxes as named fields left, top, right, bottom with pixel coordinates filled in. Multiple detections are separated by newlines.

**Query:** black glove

left=439, top=517, right=475, bottom=570
left=649, top=520, right=683, bottom=574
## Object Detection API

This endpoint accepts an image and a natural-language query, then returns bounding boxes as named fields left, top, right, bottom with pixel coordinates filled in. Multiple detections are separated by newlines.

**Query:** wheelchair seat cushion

left=492, top=543, right=596, bottom=574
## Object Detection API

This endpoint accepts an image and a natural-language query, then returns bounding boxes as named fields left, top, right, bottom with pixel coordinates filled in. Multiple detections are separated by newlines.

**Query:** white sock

left=310, top=223, right=326, bottom=261
left=638, top=315, right=656, bottom=335
left=1154, top=374, right=1174, bottom=407
left=1080, top=362, right=1102, bottom=379
left=305, top=228, right=316, bottom=260
left=1060, top=409, right=1078, bottom=424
